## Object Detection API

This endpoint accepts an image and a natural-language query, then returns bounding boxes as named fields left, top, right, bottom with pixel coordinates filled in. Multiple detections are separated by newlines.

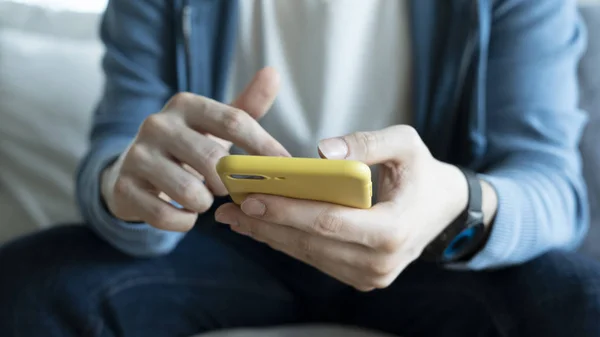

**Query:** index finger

left=230, top=66, right=280, bottom=120
left=238, top=194, right=394, bottom=249
left=164, top=94, right=289, bottom=157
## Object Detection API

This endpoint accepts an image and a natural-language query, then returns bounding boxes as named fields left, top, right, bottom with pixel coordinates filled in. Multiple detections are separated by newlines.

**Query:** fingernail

left=241, top=198, right=266, bottom=216
left=215, top=212, right=237, bottom=226
left=318, top=138, right=348, bottom=159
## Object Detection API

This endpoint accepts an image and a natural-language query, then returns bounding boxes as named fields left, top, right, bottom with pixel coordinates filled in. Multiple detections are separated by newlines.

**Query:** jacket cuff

left=76, top=137, right=185, bottom=257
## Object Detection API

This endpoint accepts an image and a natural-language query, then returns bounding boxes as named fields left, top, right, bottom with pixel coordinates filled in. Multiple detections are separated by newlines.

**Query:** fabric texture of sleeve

left=463, top=0, right=589, bottom=269
left=75, top=0, right=186, bottom=257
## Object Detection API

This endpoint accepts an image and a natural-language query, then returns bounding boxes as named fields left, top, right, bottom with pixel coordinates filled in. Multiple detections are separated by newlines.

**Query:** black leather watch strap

left=421, top=167, right=485, bottom=263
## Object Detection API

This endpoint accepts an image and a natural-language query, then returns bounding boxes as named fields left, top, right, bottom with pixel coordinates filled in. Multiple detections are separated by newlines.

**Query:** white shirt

left=226, top=0, right=412, bottom=159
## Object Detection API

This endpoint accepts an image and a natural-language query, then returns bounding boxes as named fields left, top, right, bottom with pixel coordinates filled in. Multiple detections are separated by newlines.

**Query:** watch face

left=441, top=222, right=485, bottom=262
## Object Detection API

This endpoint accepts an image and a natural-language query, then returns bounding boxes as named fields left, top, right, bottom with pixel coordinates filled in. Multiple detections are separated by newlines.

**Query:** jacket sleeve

left=466, top=0, right=589, bottom=269
left=75, top=0, right=186, bottom=257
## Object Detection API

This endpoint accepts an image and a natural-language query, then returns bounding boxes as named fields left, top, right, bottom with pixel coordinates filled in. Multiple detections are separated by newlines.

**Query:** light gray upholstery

left=578, top=5, right=600, bottom=259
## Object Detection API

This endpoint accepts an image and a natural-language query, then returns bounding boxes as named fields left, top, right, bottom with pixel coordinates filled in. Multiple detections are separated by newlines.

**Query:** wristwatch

left=421, top=167, right=487, bottom=263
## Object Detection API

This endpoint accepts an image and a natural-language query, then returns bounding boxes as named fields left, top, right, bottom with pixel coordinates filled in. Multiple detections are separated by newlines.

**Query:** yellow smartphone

left=216, top=155, right=372, bottom=209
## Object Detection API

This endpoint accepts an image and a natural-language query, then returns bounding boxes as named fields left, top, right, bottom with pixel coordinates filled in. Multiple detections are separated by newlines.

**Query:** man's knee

left=1, top=225, right=122, bottom=282
left=0, top=226, right=128, bottom=334
left=503, top=250, right=600, bottom=297
left=499, top=251, right=600, bottom=336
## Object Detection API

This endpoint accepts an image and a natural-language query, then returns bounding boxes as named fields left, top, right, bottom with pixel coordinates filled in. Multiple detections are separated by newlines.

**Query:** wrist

left=440, top=163, right=498, bottom=230
left=438, top=162, right=469, bottom=226
left=422, top=165, right=487, bottom=263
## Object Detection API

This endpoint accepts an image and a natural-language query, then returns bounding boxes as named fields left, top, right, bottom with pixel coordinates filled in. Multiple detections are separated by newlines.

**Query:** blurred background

left=0, top=0, right=107, bottom=241
left=0, top=0, right=599, bottom=258
left=7, top=0, right=107, bottom=12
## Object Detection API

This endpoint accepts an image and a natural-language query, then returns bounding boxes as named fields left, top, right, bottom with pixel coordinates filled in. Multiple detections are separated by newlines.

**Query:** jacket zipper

left=182, top=3, right=193, bottom=91
left=467, top=0, right=484, bottom=165
left=449, top=0, right=481, bottom=166
left=451, top=1, right=479, bottom=119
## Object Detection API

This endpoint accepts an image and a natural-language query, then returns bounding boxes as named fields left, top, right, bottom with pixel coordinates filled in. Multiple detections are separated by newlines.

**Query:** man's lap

left=348, top=251, right=600, bottom=336
left=0, top=217, right=309, bottom=336
left=1, top=213, right=599, bottom=337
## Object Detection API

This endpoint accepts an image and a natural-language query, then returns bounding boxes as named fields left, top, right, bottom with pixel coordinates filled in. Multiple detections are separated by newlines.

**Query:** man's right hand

left=100, top=67, right=289, bottom=232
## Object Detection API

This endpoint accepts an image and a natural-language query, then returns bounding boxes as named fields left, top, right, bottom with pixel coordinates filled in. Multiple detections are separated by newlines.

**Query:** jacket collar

left=410, top=0, right=485, bottom=163
left=175, top=0, right=487, bottom=164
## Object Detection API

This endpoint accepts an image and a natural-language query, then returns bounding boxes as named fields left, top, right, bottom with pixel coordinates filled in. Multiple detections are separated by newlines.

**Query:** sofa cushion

left=0, top=1, right=104, bottom=243
left=578, top=5, right=600, bottom=258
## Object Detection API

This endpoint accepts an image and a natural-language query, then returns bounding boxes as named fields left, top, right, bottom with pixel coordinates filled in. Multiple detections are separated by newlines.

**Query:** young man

left=1, top=0, right=599, bottom=336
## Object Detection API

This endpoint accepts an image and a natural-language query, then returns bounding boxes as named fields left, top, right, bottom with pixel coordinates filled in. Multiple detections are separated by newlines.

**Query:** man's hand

left=101, top=67, right=290, bottom=231
left=215, top=125, right=496, bottom=291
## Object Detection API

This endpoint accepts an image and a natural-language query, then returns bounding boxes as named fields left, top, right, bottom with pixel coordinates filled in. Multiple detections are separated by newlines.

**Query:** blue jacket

left=77, top=0, right=589, bottom=270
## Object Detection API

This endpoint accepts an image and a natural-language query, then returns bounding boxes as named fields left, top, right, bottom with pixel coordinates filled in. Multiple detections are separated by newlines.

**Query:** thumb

left=231, top=66, right=281, bottom=120
left=318, top=125, right=427, bottom=165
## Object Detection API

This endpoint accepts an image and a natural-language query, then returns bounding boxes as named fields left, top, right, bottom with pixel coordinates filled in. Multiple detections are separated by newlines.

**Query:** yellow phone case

left=216, top=155, right=372, bottom=209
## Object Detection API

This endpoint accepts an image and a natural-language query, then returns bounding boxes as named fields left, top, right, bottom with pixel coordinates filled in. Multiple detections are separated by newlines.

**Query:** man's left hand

left=215, top=125, right=470, bottom=291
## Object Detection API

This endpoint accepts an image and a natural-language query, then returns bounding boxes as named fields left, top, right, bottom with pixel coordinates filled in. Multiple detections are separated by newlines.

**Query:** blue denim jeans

left=1, top=204, right=600, bottom=337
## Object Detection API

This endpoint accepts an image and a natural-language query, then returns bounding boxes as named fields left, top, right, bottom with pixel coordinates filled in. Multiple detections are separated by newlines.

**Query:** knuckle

left=396, top=125, right=425, bottom=157
left=194, top=192, right=214, bottom=214
left=369, top=275, right=394, bottom=290
left=202, top=144, right=227, bottom=167
left=403, top=245, right=423, bottom=263
left=396, top=124, right=419, bottom=141
left=245, top=223, right=257, bottom=238
left=295, top=235, right=313, bottom=255
left=221, top=108, right=247, bottom=135
left=168, top=92, right=195, bottom=110
left=367, top=257, right=396, bottom=278
left=171, top=133, right=197, bottom=158
left=352, top=131, right=378, bottom=159
left=140, top=114, right=169, bottom=136
left=314, top=209, right=345, bottom=235
left=379, top=238, right=399, bottom=254
left=197, top=204, right=212, bottom=215
left=175, top=176, right=202, bottom=205
left=177, top=220, right=196, bottom=233
left=113, top=176, right=132, bottom=200
left=396, top=124, right=419, bottom=137
left=353, top=284, right=376, bottom=292
left=147, top=203, right=173, bottom=228
left=376, top=231, right=405, bottom=254
left=127, top=143, right=149, bottom=164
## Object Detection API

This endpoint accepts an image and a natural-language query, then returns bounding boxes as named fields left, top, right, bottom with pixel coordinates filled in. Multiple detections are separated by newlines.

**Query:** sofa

left=0, top=1, right=598, bottom=336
